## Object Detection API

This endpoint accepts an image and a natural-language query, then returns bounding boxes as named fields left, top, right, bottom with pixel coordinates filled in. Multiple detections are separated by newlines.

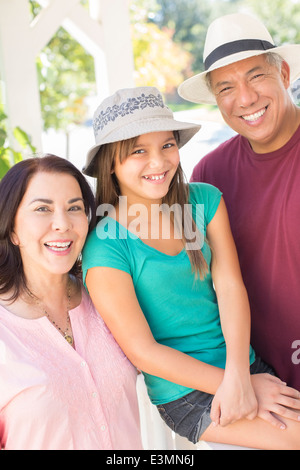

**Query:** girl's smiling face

left=113, top=131, right=180, bottom=206
left=12, top=171, right=89, bottom=278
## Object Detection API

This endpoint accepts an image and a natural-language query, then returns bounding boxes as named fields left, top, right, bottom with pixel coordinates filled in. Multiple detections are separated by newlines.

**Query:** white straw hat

left=178, top=13, right=300, bottom=105
left=83, top=87, right=201, bottom=176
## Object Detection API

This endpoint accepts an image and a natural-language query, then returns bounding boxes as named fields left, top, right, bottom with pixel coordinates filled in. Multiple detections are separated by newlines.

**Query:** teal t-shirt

left=82, top=183, right=255, bottom=404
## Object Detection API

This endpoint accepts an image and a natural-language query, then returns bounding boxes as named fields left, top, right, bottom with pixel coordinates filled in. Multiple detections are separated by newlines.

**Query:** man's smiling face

left=210, top=54, right=292, bottom=153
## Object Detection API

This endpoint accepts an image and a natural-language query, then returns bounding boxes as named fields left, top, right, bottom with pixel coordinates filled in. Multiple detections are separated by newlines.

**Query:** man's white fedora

left=178, top=13, right=300, bottom=105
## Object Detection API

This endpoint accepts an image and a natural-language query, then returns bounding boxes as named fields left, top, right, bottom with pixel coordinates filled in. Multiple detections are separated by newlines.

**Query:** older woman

left=0, top=154, right=142, bottom=450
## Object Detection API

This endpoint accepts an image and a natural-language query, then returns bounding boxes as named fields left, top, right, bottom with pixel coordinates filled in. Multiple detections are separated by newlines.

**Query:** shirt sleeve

left=189, top=182, right=222, bottom=228
left=82, top=220, right=132, bottom=285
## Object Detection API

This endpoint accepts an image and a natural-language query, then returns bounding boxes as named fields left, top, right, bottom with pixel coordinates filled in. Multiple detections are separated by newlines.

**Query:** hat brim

left=178, top=44, right=300, bottom=105
left=83, top=117, right=201, bottom=177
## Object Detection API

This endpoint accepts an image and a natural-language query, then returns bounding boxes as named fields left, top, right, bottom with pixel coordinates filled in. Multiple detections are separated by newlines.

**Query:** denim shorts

left=157, top=357, right=275, bottom=444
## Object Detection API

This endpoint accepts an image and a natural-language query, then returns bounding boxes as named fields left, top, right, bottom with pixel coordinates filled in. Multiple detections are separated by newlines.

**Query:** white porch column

left=90, top=0, right=135, bottom=96
left=0, top=0, right=43, bottom=152
left=0, top=0, right=135, bottom=156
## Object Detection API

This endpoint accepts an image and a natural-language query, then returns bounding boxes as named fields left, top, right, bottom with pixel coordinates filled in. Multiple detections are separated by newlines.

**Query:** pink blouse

left=0, top=288, right=142, bottom=450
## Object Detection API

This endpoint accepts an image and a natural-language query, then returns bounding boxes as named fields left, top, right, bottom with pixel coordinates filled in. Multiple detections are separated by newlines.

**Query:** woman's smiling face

left=12, top=171, right=89, bottom=277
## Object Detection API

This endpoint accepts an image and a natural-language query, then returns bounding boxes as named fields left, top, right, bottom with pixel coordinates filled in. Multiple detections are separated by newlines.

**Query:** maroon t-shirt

left=191, top=126, right=300, bottom=390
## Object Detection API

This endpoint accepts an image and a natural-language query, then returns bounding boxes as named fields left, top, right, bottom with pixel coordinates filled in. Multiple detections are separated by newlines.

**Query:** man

left=178, top=13, right=300, bottom=390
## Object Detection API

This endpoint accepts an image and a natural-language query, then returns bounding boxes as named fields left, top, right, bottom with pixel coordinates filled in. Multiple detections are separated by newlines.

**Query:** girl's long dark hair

left=94, top=134, right=208, bottom=279
left=0, top=154, right=96, bottom=302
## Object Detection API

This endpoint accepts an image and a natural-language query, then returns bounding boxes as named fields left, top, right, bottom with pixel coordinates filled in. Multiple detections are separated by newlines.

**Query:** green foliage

left=28, top=0, right=41, bottom=18
left=129, top=0, right=300, bottom=104
left=152, top=0, right=245, bottom=74
left=37, top=27, right=96, bottom=133
left=131, top=19, right=192, bottom=94
left=23, top=0, right=300, bottom=135
left=0, top=112, right=36, bottom=179
left=29, top=0, right=96, bottom=135
left=244, top=0, right=300, bottom=44
left=150, top=0, right=300, bottom=75
left=130, top=0, right=193, bottom=97
left=151, top=0, right=212, bottom=73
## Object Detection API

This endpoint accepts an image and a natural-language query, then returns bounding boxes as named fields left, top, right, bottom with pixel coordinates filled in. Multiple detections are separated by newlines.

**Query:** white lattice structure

left=0, top=0, right=134, bottom=152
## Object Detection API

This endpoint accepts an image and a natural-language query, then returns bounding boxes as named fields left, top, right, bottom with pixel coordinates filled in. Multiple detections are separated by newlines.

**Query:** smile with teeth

left=45, top=241, right=72, bottom=252
left=242, top=107, right=267, bottom=122
left=143, top=172, right=167, bottom=181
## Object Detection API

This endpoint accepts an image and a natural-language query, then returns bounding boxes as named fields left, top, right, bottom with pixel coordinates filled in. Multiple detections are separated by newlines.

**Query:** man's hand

left=251, top=373, right=300, bottom=430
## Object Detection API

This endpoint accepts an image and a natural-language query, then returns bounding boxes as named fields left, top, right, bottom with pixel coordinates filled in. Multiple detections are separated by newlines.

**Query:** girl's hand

left=210, top=368, right=258, bottom=427
left=250, top=373, right=300, bottom=429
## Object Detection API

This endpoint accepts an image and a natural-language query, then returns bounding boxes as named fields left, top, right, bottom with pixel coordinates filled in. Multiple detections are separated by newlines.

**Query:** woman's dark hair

left=0, top=154, right=96, bottom=301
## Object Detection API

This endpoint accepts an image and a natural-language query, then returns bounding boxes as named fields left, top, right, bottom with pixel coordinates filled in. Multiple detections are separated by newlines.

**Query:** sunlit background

left=1, top=0, right=299, bottom=183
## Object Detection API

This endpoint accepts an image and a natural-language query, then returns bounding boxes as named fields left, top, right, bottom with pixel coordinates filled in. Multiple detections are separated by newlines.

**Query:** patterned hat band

left=93, top=92, right=166, bottom=138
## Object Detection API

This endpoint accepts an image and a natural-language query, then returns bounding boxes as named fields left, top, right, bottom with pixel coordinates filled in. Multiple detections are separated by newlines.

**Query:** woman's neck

left=25, top=273, right=70, bottom=305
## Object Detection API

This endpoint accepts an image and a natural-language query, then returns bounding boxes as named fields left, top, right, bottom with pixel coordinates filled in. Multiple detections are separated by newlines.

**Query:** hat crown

left=178, top=12, right=300, bottom=105
left=204, top=13, right=274, bottom=61
left=92, top=87, right=173, bottom=143
left=83, top=86, right=201, bottom=176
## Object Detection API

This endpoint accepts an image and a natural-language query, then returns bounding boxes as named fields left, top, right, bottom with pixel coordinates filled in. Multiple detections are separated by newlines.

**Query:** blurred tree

left=0, top=67, right=37, bottom=178
left=152, top=0, right=211, bottom=73
left=151, top=0, right=244, bottom=74
left=130, top=0, right=193, bottom=99
left=151, top=0, right=300, bottom=76
left=36, top=30, right=95, bottom=124
left=245, top=0, right=300, bottom=104
left=29, top=1, right=96, bottom=156
left=0, top=110, right=36, bottom=179
left=244, top=0, right=300, bottom=44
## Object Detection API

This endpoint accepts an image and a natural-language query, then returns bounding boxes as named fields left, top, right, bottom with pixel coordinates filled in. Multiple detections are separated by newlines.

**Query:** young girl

left=82, top=87, right=300, bottom=450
